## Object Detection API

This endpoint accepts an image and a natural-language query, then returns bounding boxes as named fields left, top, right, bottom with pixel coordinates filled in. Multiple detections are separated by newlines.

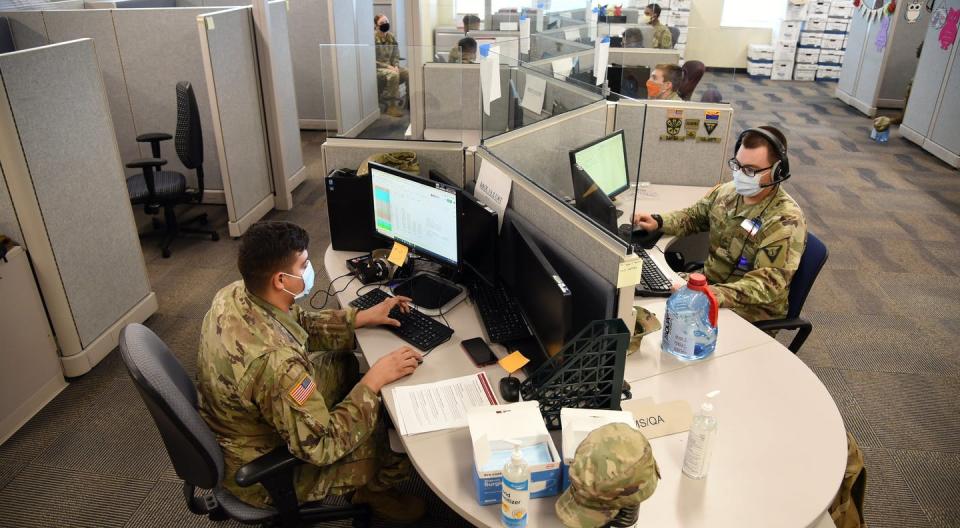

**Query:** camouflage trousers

left=377, top=67, right=408, bottom=105
left=293, top=350, right=411, bottom=503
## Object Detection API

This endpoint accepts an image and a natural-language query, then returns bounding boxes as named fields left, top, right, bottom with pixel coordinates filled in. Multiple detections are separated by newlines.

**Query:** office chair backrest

left=668, top=26, right=680, bottom=48
left=0, top=18, right=14, bottom=53
left=678, top=60, right=704, bottom=101
left=787, top=232, right=828, bottom=320
left=175, top=81, right=204, bottom=171
left=119, top=323, right=224, bottom=490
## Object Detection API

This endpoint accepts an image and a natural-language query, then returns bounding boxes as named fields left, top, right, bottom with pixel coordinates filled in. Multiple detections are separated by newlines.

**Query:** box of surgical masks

left=560, top=408, right=638, bottom=490
left=468, top=401, right=561, bottom=505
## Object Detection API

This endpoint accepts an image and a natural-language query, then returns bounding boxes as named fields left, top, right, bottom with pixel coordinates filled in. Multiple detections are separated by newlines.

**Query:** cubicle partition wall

left=321, top=0, right=380, bottom=137
left=321, top=138, right=466, bottom=187
left=608, top=48, right=680, bottom=68
left=423, top=63, right=509, bottom=144
left=0, top=39, right=157, bottom=376
left=0, top=165, right=23, bottom=243
left=0, top=10, right=47, bottom=48
left=197, top=7, right=274, bottom=237
left=618, top=100, right=733, bottom=186
left=266, top=0, right=307, bottom=193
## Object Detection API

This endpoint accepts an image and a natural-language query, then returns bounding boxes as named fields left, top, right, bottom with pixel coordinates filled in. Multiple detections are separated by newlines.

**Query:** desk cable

left=310, top=272, right=356, bottom=310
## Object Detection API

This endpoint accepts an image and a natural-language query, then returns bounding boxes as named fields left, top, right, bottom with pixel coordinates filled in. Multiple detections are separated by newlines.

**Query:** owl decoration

left=905, top=0, right=922, bottom=23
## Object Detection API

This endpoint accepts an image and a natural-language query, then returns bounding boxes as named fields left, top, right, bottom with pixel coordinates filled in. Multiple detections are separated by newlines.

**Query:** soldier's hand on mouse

left=632, top=212, right=659, bottom=231
left=355, top=296, right=412, bottom=328
left=361, top=346, right=422, bottom=392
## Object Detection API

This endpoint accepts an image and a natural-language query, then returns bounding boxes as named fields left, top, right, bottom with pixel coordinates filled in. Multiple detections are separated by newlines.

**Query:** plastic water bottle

left=662, top=273, right=719, bottom=360
left=500, top=440, right=529, bottom=528
left=683, top=390, right=720, bottom=479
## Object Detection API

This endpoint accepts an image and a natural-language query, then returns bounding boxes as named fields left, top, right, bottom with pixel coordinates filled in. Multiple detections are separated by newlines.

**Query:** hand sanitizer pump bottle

left=501, top=440, right=530, bottom=528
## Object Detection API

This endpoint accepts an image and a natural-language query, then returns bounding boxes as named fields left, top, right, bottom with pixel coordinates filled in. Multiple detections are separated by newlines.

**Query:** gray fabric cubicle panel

left=43, top=9, right=140, bottom=166
left=113, top=0, right=176, bottom=7
left=200, top=8, right=271, bottom=218
left=636, top=102, right=732, bottom=186
left=485, top=102, right=608, bottom=198
left=607, top=49, right=680, bottom=68
left=0, top=166, right=23, bottom=244
left=0, top=39, right=149, bottom=347
left=331, top=0, right=361, bottom=133
left=288, top=0, right=333, bottom=126
left=901, top=8, right=954, bottom=137
left=612, top=101, right=645, bottom=182
left=321, top=139, right=464, bottom=184
left=854, top=18, right=885, bottom=105
left=424, top=65, right=475, bottom=129
left=929, top=49, right=960, bottom=153
left=837, top=7, right=867, bottom=97
left=113, top=7, right=222, bottom=190
left=1, top=10, right=47, bottom=49
left=876, top=9, right=926, bottom=105
left=268, top=0, right=304, bottom=181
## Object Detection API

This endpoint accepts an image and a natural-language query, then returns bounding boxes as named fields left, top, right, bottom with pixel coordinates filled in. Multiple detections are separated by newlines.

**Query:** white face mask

left=642, top=14, right=652, bottom=24
left=732, top=169, right=764, bottom=197
left=280, top=260, right=315, bottom=300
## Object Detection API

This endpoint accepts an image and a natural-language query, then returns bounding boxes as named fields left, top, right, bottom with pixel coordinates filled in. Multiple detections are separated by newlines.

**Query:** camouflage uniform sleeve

left=297, top=307, right=358, bottom=353
left=252, top=352, right=380, bottom=467
left=659, top=186, right=719, bottom=238
left=709, top=215, right=806, bottom=318
left=390, top=35, right=400, bottom=66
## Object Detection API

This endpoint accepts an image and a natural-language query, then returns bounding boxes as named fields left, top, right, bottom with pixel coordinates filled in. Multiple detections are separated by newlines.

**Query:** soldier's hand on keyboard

left=361, top=346, right=423, bottom=392
left=356, top=295, right=413, bottom=328
left=632, top=212, right=659, bottom=232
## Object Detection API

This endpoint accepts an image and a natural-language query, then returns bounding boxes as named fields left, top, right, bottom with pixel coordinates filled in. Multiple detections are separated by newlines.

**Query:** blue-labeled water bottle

left=662, top=273, right=719, bottom=360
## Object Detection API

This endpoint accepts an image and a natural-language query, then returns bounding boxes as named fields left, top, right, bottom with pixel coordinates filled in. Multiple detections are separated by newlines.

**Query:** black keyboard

left=349, top=289, right=454, bottom=351
left=633, top=245, right=674, bottom=298
left=468, top=281, right=532, bottom=344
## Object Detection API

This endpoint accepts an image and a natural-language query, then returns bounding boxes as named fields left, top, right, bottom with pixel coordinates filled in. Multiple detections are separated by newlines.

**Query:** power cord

left=309, top=272, right=356, bottom=310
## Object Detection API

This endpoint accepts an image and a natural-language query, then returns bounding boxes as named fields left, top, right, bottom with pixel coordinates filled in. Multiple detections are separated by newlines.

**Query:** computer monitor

left=568, top=130, right=630, bottom=198
left=369, top=162, right=459, bottom=267
left=570, top=163, right=620, bottom=233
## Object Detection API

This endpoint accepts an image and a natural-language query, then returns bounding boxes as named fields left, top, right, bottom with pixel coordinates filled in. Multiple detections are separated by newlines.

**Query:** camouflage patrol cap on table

left=627, top=307, right=661, bottom=355
left=356, top=151, right=420, bottom=176
left=555, top=423, right=660, bottom=528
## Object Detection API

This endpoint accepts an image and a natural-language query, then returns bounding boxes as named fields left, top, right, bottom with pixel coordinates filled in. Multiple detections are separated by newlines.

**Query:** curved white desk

left=321, top=183, right=846, bottom=527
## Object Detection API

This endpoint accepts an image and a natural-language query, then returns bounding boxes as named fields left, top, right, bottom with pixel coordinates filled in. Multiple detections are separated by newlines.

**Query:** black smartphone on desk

left=461, top=337, right=498, bottom=367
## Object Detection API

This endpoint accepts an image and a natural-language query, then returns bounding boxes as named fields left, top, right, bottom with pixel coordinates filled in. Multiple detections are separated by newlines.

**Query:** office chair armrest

left=136, top=133, right=173, bottom=143
left=235, top=446, right=303, bottom=488
left=753, top=317, right=813, bottom=354
left=126, top=158, right=167, bottom=170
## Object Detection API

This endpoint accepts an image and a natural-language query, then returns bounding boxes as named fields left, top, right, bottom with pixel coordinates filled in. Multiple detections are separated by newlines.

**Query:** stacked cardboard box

left=656, top=0, right=692, bottom=60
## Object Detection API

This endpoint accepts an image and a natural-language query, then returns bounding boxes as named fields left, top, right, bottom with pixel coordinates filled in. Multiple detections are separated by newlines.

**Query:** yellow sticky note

left=387, top=242, right=409, bottom=267
left=205, top=17, right=215, bottom=30
left=616, top=258, right=643, bottom=288
left=499, top=351, right=530, bottom=374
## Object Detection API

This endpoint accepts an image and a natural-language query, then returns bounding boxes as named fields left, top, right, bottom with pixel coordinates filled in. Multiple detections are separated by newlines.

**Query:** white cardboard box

left=774, top=20, right=803, bottom=42
left=468, top=402, right=562, bottom=505
left=799, top=32, right=824, bottom=47
left=794, top=63, right=818, bottom=81
left=818, top=49, right=844, bottom=64
left=560, top=409, right=637, bottom=490
left=804, top=18, right=828, bottom=32
left=673, top=0, right=692, bottom=10
left=817, top=65, right=842, bottom=80
left=774, top=41, right=799, bottom=60
left=806, top=11, right=829, bottom=21
left=748, top=43, right=775, bottom=62
left=670, top=11, right=690, bottom=27
left=821, top=34, right=845, bottom=49
left=748, top=61, right=774, bottom=76
left=809, top=1, right=831, bottom=16
left=829, top=4, right=854, bottom=18
left=796, top=48, right=821, bottom=64
left=772, top=60, right=795, bottom=80
left=825, top=19, right=849, bottom=32
left=786, top=3, right=808, bottom=20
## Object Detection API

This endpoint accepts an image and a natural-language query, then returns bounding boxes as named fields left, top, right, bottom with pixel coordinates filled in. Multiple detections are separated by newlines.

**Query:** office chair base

left=140, top=208, right=219, bottom=258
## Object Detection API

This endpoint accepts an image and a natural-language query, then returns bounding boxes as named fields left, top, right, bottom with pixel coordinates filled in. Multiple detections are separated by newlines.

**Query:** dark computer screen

left=459, top=191, right=498, bottom=287
left=569, top=130, right=629, bottom=198
left=570, top=163, right=620, bottom=233
left=369, top=162, right=460, bottom=267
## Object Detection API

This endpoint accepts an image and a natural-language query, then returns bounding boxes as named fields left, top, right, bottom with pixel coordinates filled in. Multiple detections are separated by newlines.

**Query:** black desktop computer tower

left=325, top=170, right=384, bottom=252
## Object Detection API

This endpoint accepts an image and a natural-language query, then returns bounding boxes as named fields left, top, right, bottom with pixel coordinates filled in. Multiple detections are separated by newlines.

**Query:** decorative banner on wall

left=931, top=7, right=948, bottom=30
left=940, top=8, right=960, bottom=50
left=904, top=0, right=922, bottom=23
left=876, top=15, right=891, bottom=51
left=854, top=0, right=894, bottom=22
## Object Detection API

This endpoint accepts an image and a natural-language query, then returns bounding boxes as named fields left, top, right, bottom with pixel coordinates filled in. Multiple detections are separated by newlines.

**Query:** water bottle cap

left=687, top=273, right=707, bottom=287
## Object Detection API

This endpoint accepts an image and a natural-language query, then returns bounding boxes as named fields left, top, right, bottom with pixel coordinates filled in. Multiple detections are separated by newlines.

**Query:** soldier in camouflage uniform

left=197, top=221, right=426, bottom=523
left=374, top=13, right=408, bottom=117
left=647, top=63, right=683, bottom=101
left=644, top=4, right=673, bottom=49
left=633, top=126, right=807, bottom=323
left=555, top=423, right=660, bottom=528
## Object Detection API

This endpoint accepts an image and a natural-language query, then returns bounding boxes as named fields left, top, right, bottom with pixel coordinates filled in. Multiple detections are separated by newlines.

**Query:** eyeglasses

left=727, top=158, right=773, bottom=178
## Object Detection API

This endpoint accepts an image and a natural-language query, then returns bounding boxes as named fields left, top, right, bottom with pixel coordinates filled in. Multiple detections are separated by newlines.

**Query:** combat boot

left=385, top=105, right=405, bottom=118
left=350, top=485, right=426, bottom=524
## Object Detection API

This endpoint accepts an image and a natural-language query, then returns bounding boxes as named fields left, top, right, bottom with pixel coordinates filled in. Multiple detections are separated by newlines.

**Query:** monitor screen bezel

left=568, top=129, right=630, bottom=199
left=369, top=162, right=461, bottom=268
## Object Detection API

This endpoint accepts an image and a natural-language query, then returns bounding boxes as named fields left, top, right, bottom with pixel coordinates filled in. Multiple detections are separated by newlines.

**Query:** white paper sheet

left=480, top=45, right=501, bottom=115
left=520, top=75, right=547, bottom=114
left=594, top=36, right=610, bottom=85
left=393, top=372, right=499, bottom=436
left=552, top=56, right=574, bottom=79
left=519, top=17, right=531, bottom=54
left=475, top=159, right=513, bottom=230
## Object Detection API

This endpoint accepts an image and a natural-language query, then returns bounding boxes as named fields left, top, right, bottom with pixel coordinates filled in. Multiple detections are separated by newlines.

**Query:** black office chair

left=668, top=26, right=680, bottom=49
left=678, top=60, right=705, bottom=101
left=118, top=323, right=372, bottom=528
left=753, top=232, right=829, bottom=353
left=126, top=81, right=218, bottom=258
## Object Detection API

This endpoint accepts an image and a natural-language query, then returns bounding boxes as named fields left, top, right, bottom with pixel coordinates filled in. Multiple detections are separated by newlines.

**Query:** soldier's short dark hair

left=458, top=37, right=478, bottom=54
left=624, top=28, right=644, bottom=47
left=238, top=221, right=309, bottom=295
left=463, top=14, right=481, bottom=31
left=741, top=126, right=788, bottom=164
left=655, top=63, right=683, bottom=89
left=646, top=3, right=662, bottom=17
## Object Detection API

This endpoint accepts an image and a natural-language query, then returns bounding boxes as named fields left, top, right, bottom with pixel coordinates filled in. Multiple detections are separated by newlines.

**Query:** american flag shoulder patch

left=288, top=374, right=316, bottom=406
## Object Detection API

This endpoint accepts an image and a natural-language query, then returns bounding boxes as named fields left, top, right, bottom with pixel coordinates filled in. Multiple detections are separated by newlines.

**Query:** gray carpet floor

left=0, top=72, right=958, bottom=527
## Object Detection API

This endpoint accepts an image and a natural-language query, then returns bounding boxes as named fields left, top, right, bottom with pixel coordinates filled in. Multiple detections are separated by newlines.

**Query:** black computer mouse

left=499, top=376, right=521, bottom=403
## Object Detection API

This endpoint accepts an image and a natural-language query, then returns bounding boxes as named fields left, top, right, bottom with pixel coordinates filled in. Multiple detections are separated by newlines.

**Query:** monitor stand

left=391, top=272, right=466, bottom=313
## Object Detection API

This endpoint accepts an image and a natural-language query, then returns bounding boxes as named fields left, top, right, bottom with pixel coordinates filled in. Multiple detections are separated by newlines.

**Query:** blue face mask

left=732, top=169, right=763, bottom=197
left=281, top=260, right=315, bottom=300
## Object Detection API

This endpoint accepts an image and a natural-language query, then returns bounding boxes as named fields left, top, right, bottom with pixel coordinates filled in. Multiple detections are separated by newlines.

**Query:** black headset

left=733, top=127, right=791, bottom=187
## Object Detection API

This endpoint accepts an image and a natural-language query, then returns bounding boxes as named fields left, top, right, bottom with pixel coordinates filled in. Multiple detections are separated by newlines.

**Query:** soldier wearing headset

left=632, top=126, right=807, bottom=323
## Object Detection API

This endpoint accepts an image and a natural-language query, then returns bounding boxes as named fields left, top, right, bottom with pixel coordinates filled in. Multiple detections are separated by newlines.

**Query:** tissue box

left=794, top=63, right=818, bottom=81
left=748, top=44, right=775, bottom=62
left=796, top=48, right=820, bottom=64
left=773, top=41, right=799, bottom=60
left=799, top=32, right=823, bottom=48
left=468, top=402, right=562, bottom=506
left=771, top=61, right=795, bottom=80
left=748, top=61, right=773, bottom=77
left=560, top=408, right=637, bottom=490
left=821, top=34, right=845, bottom=49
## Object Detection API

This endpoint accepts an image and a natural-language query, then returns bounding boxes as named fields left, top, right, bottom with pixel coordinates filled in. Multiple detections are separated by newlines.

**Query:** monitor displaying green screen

left=571, top=131, right=629, bottom=198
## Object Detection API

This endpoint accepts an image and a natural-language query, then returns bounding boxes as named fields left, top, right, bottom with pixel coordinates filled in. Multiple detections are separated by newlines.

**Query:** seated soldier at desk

left=646, top=63, right=683, bottom=101
left=633, top=126, right=807, bottom=323
left=644, top=3, right=673, bottom=49
left=197, top=221, right=426, bottom=523
left=448, top=36, right=478, bottom=63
